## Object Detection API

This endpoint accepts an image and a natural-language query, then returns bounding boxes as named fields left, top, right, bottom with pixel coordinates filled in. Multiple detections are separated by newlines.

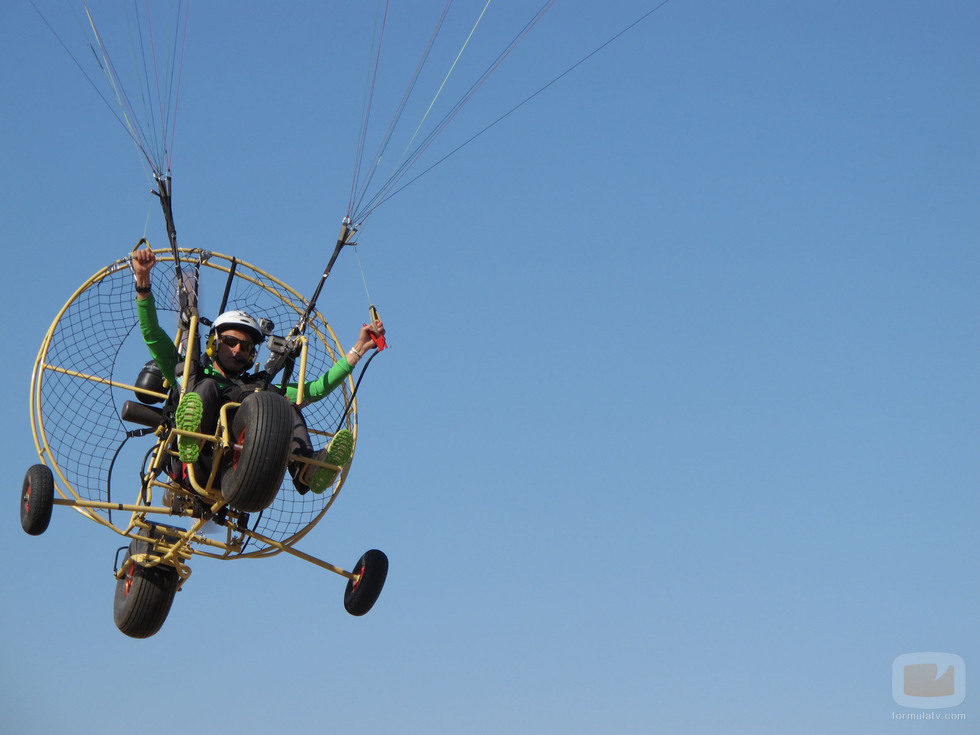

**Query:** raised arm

left=132, top=248, right=156, bottom=299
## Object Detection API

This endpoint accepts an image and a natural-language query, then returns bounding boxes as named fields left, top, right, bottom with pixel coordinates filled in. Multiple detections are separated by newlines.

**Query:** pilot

left=130, top=246, right=383, bottom=494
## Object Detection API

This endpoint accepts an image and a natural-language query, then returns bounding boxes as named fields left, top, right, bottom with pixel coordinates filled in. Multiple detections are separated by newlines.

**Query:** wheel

left=219, top=391, right=293, bottom=512
left=113, top=538, right=179, bottom=638
left=21, top=464, right=54, bottom=535
left=344, top=549, right=388, bottom=616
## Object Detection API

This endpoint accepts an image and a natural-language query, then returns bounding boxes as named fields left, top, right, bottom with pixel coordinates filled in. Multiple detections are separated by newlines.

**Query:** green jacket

left=136, top=295, right=352, bottom=404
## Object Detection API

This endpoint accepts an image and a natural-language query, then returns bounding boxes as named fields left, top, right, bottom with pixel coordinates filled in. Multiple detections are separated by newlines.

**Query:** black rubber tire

left=113, top=538, right=179, bottom=639
left=21, top=464, right=54, bottom=536
left=219, top=391, right=293, bottom=512
left=344, top=549, right=388, bottom=616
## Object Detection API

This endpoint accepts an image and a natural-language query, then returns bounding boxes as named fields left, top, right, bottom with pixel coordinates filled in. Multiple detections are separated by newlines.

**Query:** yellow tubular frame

left=30, top=249, right=362, bottom=582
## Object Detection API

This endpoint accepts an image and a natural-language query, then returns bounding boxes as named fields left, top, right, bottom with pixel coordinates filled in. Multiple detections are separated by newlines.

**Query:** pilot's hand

left=132, top=247, right=156, bottom=289
left=357, top=320, right=385, bottom=352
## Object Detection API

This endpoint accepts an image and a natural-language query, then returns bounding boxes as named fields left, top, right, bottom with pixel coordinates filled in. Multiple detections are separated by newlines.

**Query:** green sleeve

left=136, top=295, right=179, bottom=386
left=284, top=357, right=353, bottom=405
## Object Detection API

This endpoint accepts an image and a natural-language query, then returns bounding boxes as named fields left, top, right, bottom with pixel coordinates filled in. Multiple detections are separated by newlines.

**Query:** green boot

left=174, top=391, right=204, bottom=463
left=305, top=429, right=354, bottom=494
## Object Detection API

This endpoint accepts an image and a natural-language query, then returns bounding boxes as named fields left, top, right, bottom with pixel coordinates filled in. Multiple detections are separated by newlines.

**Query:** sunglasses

left=218, top=334, right=255, bottom=351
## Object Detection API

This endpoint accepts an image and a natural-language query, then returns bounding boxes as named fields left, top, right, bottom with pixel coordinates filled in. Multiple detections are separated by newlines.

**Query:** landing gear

left=113, top=537, right=180, bottom=638
left=20, top=464, right=54, bottom=536
left=344, top=549, right=388, bottom=616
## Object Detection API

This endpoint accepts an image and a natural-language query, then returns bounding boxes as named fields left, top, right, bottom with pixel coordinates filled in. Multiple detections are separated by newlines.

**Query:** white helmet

left=211, top=310, right=264, bottom=344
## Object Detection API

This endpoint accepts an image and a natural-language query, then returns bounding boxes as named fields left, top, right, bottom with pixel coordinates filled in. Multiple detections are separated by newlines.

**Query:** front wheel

left=113, top=538, right=179, bottom=639
left=219, top=391, right=293, bottom=512
left=344, top=549, right=388, bottom=616
left=21, top=464, right=54, bottom=535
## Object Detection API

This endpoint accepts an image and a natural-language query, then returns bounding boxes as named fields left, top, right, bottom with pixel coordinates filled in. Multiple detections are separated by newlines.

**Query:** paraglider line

left=370, top=0, right=674, bottom=213
left=350, top=0, right=454, bottom=220
left=167, top=2, right=190, bottom=172
left=349, top=0, right=391, bottom=217
left=84, top=4, right=159, bottom=173
left=353, top=0, right=555, bottom=222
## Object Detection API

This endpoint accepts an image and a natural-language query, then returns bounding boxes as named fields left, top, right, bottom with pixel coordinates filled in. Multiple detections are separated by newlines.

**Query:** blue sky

left=2, top=2, right=977, bottom=733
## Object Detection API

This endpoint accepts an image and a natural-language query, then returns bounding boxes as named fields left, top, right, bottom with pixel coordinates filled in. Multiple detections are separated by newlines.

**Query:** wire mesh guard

left=31, top=249, right=355, bottom=555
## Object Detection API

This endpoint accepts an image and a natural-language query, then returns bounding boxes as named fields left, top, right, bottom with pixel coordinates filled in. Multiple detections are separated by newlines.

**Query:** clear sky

left=2, top=2, right=977, bottom=733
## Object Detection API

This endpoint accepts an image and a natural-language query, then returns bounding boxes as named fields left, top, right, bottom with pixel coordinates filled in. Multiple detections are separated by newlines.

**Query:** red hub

left=123, top=562, right=135, bottom=596
left=351, top=564, right=365, bottom=592
left=232, top=427, right=247, bottom=469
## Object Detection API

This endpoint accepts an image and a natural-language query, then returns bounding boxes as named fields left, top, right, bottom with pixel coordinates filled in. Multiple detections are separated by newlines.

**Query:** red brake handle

left=366, top=305, right=387, bottom=351
left=367, top=328, right=387, bottom=351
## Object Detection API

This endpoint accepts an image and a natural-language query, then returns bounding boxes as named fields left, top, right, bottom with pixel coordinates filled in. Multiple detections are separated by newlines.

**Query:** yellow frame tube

left=293, top=335, right=309, bottom=405
left=178, top=309, right=200, bottom=395
left=241, top=526, right=356, bottom=580
left=30, top=248, right=359, bottom=562
left=52, top=497, right=171, bottom=515
left=36, top=365, right=169, bottom=402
